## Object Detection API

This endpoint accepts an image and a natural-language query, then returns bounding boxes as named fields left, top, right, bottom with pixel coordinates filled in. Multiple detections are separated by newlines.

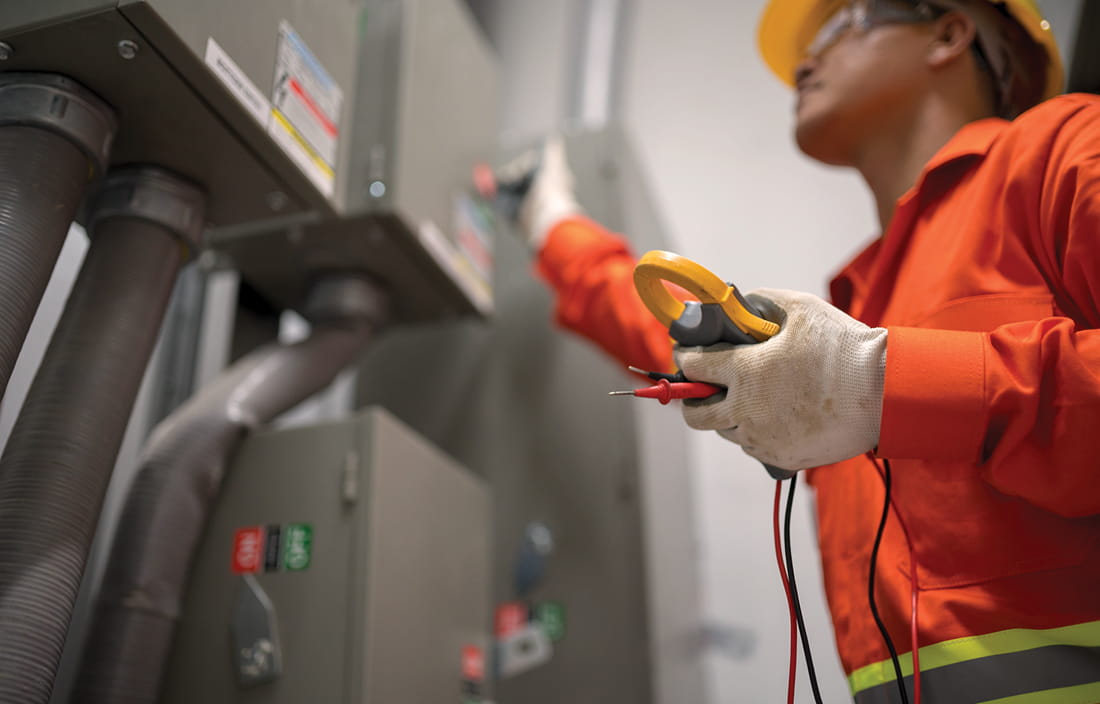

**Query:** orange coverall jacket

left=534, top=94, right=1100, bottom=703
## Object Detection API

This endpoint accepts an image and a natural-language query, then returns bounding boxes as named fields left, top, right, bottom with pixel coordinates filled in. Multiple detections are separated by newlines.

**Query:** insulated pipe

left=72, top=276, right=387, bottom=704
left=0, top=167, right=205, bottom=704
left=0, top=74, right=116, bottom=402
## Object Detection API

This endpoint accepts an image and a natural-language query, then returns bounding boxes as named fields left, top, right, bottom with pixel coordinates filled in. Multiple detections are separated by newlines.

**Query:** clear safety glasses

left=804, top=0, right=942, bottom=60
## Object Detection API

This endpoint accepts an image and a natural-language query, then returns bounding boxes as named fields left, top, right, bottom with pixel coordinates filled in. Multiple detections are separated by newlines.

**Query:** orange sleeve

left=879, top=97, right=1100, bottom=518
left=534, top=215, right=675, bottom=374
left=877, top=326, right=986, bottom=462
left=880, top=320, right=1100, bottom=518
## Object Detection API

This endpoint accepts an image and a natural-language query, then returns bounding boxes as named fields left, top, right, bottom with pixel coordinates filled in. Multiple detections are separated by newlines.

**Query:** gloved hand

left=675, top=288, right=887, bottom=471
left=494, top=137, right=583, bottom=250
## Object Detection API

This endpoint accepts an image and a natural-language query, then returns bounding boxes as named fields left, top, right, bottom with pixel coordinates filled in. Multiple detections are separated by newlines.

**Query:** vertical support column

left=0, top=166, right=205, bottom=704
left=0, top=73, right=116, bottom=402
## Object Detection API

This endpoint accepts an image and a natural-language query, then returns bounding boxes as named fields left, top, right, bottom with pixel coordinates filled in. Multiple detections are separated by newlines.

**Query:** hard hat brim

left=757, top=0, right=842, bottom=88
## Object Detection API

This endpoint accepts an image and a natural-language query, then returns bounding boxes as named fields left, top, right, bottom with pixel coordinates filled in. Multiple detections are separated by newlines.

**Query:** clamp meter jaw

left=632, top=250, right=795, bottom=480
left=633, top=250, right=778, bottom=346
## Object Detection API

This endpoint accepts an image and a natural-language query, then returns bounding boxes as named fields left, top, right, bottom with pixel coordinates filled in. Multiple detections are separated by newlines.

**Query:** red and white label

left=461, top=645, right=485, bottom=682
left=232, top=526, right=264, bottom=574
left=268, top=20, right=343, bottom=198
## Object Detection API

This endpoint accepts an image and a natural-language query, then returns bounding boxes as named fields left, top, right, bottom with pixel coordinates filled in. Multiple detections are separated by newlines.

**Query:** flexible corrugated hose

left=0, top=127, right=89, bottom=401
left=0, top=74, right=117, bottom=405
left=0, top=212, right=190, bottom=704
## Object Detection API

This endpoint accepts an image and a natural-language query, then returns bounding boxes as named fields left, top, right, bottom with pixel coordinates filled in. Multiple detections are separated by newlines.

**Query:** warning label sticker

left=204, top=38, right=272, bottom=127
left=283, top=523, right=313, bottom=571
left=232, top=526, right=264, bottom=574
left=269, top=20, right=343, bottom=198
left=231, top=523, right=312, bottom=574
left=461, top=645, right=485, bottom=682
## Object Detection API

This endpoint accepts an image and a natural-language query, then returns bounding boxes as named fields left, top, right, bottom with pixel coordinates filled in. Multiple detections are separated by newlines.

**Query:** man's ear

left=926, top=10, right=977, bottom=68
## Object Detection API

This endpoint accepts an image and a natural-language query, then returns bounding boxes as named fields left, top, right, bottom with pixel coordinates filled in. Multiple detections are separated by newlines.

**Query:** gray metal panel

left=208, top=212, right=487, bottom=323
left=356, top=129, right=659, bottom=704
left=127, top=0, right=362, bottom=210
left=358, top=409, right=492, bottom=703
left=161, top=417, right=361, bottom=703
left=390, top=0, right=500, bottom=236
left=344, top=0, right=404, bottom=214
left=345, top=0, right=499, bottom=232
left=116, top=1, right=342, bottom=217
left=162, top=407, right=492, bottom=703
left=1067, top=1, right=1099, bottom=93
left=0, top=1, right=115, bottom=34
left=132, top=0, right=358, bottom=118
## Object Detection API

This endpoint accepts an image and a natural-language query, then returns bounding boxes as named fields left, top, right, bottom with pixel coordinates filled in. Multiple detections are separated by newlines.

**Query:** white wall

left=469, top=0, right=580, bottom=144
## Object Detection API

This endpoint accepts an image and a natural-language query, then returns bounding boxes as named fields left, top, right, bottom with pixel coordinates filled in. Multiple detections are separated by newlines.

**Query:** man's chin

left=794, top=117, right=849, bottom=166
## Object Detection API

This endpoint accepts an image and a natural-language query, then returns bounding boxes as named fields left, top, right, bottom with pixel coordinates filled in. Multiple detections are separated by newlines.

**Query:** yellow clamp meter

left=633, top=250, right=779, bottom=346
left=632, top=250, right=794, bottom=480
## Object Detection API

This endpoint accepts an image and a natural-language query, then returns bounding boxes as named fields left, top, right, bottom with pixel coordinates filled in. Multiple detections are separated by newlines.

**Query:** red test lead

left=608, top=378, right=722, bottom=405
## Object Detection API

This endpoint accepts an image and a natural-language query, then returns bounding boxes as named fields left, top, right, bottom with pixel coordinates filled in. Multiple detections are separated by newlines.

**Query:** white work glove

left=675, top=288, right=887, bottom=472
left=496, top=137, right=583, bottom=250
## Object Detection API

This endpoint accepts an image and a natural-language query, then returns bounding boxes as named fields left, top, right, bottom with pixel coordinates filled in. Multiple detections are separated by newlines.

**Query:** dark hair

left=924, top=0, right=1050, bottom=118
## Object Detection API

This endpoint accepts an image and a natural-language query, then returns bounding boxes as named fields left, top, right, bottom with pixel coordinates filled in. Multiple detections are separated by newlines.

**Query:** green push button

left=283, top=523, right=312, bottom=571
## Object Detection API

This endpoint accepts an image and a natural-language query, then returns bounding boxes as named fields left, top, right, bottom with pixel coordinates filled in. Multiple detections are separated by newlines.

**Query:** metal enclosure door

left=161, top=407, right=491, bottom=703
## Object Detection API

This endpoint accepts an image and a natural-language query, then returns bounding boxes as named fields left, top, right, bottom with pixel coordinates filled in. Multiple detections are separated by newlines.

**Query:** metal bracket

left=301, top=274, right=390, bottom=327
left=82, top=165, right=208, bottom=258
left=0, top=73, right=117, bottom=177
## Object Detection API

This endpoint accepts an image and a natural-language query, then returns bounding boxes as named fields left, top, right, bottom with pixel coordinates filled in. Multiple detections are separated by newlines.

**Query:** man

left=506, top=0, right=1100, bottom=701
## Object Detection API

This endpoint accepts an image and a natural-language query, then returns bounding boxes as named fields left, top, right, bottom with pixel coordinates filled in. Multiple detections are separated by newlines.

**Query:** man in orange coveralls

left=505, top=0, right=1100, bottom=701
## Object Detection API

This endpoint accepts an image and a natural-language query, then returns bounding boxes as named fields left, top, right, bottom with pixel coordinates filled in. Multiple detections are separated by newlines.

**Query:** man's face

left=792, top=0, right=936, bottom=165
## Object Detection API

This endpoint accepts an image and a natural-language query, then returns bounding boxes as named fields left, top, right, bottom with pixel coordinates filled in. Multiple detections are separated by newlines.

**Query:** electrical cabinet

left=161, top=406, right=492, bottom=703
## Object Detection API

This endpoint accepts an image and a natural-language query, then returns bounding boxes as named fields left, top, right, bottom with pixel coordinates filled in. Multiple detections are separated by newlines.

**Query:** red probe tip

left=608, top=379, right=723, bottom=404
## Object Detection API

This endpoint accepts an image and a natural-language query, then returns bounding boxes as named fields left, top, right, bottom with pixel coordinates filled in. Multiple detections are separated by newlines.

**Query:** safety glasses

left=801, top=0, right=1009, bottom=113
left=804, top=0, right=941, bottom=59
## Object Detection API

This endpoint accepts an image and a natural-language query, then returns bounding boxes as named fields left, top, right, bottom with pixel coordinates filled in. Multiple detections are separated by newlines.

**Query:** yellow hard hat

left=757, top=0, right=1064, bottom=103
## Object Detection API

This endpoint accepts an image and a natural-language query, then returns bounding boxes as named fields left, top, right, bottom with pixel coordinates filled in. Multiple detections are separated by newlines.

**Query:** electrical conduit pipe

left=0, top=166, right=205, bottom=704
left=0, top=73, right=116, bottom=402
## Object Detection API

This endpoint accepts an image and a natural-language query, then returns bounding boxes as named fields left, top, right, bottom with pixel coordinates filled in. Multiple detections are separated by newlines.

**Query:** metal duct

left=0, top=166, right=204, bottom=704
left=72, top=276, right=386, bottom=704
left=0, top=74, right=116, bottom=402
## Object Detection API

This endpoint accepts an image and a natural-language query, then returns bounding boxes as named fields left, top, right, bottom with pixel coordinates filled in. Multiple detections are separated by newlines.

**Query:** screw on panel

left=0, top=43, right=12, bottom=61
left=265, top=191, right=288, bottom=212
left=117, top=40, right=139, bottom=60
left=366, top=226, right=385, bottom=247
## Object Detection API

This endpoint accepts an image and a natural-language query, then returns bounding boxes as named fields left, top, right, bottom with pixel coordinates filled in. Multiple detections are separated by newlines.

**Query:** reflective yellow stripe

left=982, top=681, right=1100, bottom=704
left=850, top=620, right=1100, bottom=695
